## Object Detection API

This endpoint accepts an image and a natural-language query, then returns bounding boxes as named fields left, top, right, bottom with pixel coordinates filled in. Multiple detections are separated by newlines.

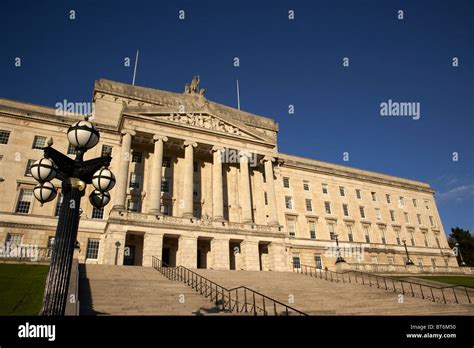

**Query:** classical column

left=262, top=156, right=279, bottom=226
left=239, top=151, right=253, bottom=223
left=241, top=240, right=260, bottom=271
left=182, top=141, right=197, bottom=218
left=177, top=235, right=197, bottom=268
left=210, top=238, right=230, bottom=270
left=113, top=130, right=135, bottom=210
left=148, top=135, right=168, bottom=214
left=211, top=146, right=224, bottom=221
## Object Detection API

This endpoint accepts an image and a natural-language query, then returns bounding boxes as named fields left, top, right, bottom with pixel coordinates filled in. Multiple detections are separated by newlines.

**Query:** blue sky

left=1, top=0, right=473, bottom=237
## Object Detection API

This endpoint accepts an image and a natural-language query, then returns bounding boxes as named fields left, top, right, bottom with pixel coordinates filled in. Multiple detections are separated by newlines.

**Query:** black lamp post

left=455, top=242, right=467, bottom=266
left=402, top=239, right=414, bottom=265
left=31, top=116, right=115, bottom=315
left=334, top=234, right=346, bottom=264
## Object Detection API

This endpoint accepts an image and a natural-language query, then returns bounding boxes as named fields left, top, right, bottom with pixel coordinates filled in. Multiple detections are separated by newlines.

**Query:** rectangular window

left=303, top=180, right=310, bottom=191
left=359, top=206, right=365, bottom=219
left=6, top=233, right=22, bottom=246
left=328, top=223, right=335, bottom=240
left=375, top=208, right=381, bottom=221
left=161, top=177, right=170, bottom=193
left=101, top=145, right=113, bottom=157
left=364, top=226, right=370, bottom=243
left=0, top=130, right=11, bottom=144
left=371, top=192, right=377, bottom=201
left=92, top=207, right=104, bottom=219
left=15, top=189, right=33, bottom=214
left=129, top=173, right=141, bottom=189
left=132, top=151, right=142, bottom=163
left=412, top=198, right=417, bottom=208
left=292, top=253, right=301, bottom=269
left=264, top=192, right=268, bottom=205
left=305, top=199, right=313, bottom=212
left=371, top=256, right=378, bottom=264
left=309, top=222, right=316, bottom=239
left=390, top=210, right=395, bottom=222
left=346, top=225, right=354, bottom=242
left=395, top=228, right=401, bottom=245
left=429, top=216, right=435, bottom=228
left=193, top=161, right=198, bottom=173
left=409, top=230, right=415, bottom=246
left=314, top=255, right=323, bottom=269
left=417, top=214, right=422, bottom=225
left=283, top=177, right=290, bottom=188
left=55, top=193, right=64, bottom=217
left=46, top=236, right=55, bottom=257
left=24, top=159, right=35, bottom=176
left=339, top=186, right=345, bottom=197
left=288, top=219, right=296, bottom=237
left=423, top=233, right=429, bottom=247
left=161, top=203, right=170, bottom=216
left=386, top=194, right=391, bottom=203
left=425, top=200, right=430, bottom=210
left=398, top=196, right=405, bottom=208
left=356, top=189, right=361, bottom=199
left=86, top=239, right=100, bottom=259
left=342, top=204, right=349, bottom=217
left=435, top=236, right=441, bottom=248
left=127, top=199, right=140, bottom=212
left=193, top=206, right=201, bottom=218
left=32, top=136, right=46, bottom=149
left=162, top=156, right=171, bottom=168
left=380, top=228, right=386, bottom=244
left=67, top=143, right=77, bottom=155
left=285, top=196, right=293, bottom=210
left=324, top=201, right=331, bottom=214
left=322, top=184, right=328, bottom=194
left=404, top=212, right=409, bottom=224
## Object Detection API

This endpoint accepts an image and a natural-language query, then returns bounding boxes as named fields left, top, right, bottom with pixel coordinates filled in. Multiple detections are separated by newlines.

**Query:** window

left=285, top=196, right=293, bottom=210
left=32, top=136, right=46, bottom=149
left=328, top=223, right=335, bottom=240
left=283, top=177, right=290, bottom=188
left=339, top=186, right=345, bottom=197
left=371, top=192, right=377, bottom=201
left=161, top=203, right=170, bottom=216
left=101, top=145, right=113, bottom=157
left=342, top=204, right=349, bottom=217
left=429, top=216, right=435, bottom=228
left=390, top=210, right=395, bottom=222
left=375, top=208, right=381, bottom=221
left=15, top=189, right=33, bottom=213
left=24, top=159, right=35, bottom=176
left=425, top=200, right=430, bottom=210
left=292, top=253, right=301, bottom=269
left=363, top=226, right=370, bottom=243
left=46, top=236, right=55, bottom=257
left=355, top=189, right=361, bottom=199
left=423, top=233, right=429, bottom=247
left=309, top=222, right=316, bottom=239
left=67, top=143, right=77, bottom=155
left=303, top=180, right=310, bottom=191
left=161, top=177, right=170, bottom=193
left=6, top=233, right=22, bottom=246
left=380, top=228, right=386, bottom=244
left=264, top=192, right=268, bottom=205
left=398, top=196, right=405, bottom=208
left=305, top=199, right=313, bottom=212
left=404, top=212, right=409, bottom=224
left=193, top=161, right=198, bottom=172
left=132, top=151, right=142, bottom=163
left=346, top=225, right=354, bottom=242
left=162, top=156, right=171, bottom=168
left=127, top=199, right=140, bottom=212
left=395, top=228, right=401, bottom=245
left=359, top=206, right=365, bottom=219
left=193, top=206, right=201, bottom=218
left=314, top=254, right=323, bottom=269
left=0, top=130, right=11, bottom=144
left=435, top=235, right=441, bottom=248
left=86, top=239, right=100, bottom=259
left=288, top=219, right=296, bottom=237
left=322, top=184, right=328, bottom=194
left=92, top=207, right=104, bottom=219
left=412, top=198, right=417, bottom=208
left=417, top=214, right=422, bottom=225
left=55, top=193, right=64, bottom=217
left=387, top=257, right=394, bottom=265
left=324, top=201, right=331, bottom=214
left=409, top=230, right=415, bottom=246
left=129, top=173, right=141, bottom=189
left=386, top=194, right=391, bottom=203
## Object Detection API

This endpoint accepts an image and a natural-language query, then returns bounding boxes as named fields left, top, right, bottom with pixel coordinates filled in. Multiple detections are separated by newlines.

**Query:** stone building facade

left=0, top=79, right=459, bottom=272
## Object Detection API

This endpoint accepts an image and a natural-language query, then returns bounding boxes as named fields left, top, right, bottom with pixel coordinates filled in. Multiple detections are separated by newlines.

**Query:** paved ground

left=79, top=264, right=222, bottom=315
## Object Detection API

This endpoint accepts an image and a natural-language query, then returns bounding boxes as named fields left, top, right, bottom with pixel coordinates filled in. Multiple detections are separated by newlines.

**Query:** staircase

left=78, top=264, right=222, bottom=315
left=194, top=269, right=474, bottom=315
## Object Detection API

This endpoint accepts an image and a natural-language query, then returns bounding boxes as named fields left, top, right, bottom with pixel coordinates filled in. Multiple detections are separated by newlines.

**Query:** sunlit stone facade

left=0, top=79, right=459, bottom=272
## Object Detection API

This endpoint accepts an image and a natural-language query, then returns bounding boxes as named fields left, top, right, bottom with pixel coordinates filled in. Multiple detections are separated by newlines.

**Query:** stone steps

left=194, top=269, right=474, bottom=315
left=78, top=264, right=226, bottom=315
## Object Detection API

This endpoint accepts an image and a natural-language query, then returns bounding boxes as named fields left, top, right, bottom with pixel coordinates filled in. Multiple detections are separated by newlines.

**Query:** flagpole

left=132, top=50, right=139, bottom=86
left=236, top=79, right=240, bottom=110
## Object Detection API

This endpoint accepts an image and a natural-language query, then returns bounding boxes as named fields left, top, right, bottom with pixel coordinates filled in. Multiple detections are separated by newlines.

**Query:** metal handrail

left=152, top=256, right=307, bottom=316
left=295, top=263, right=473, bottom=305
